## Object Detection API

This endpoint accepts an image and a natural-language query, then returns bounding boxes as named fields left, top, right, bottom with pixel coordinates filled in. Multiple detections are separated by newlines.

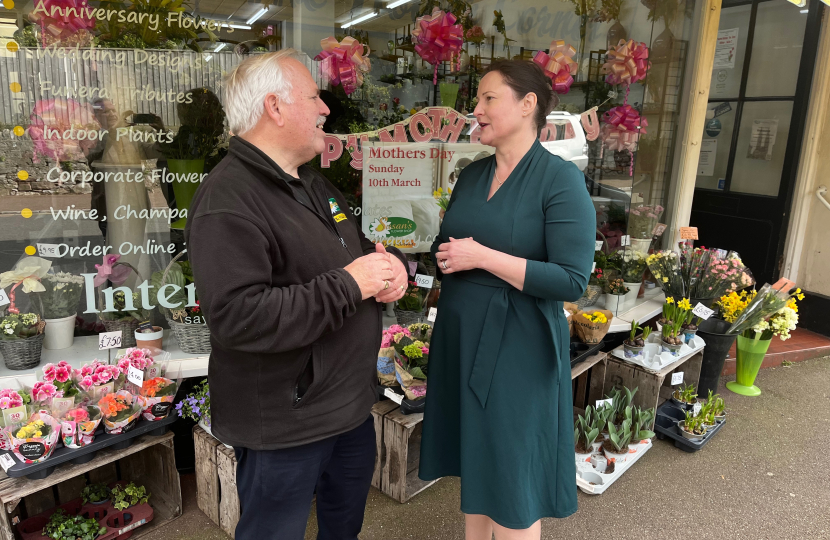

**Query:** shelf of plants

left=653, top=385, right=728, bottom=452
left=573, top=387, right=655, bottom=495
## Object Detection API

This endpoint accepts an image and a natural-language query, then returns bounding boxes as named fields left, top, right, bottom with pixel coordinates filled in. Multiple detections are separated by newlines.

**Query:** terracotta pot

left=135, top=326, right=163, bottom=352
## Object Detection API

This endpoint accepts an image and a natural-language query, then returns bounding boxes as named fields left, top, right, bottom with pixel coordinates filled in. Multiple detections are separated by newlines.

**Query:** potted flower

left=97, top=391, right=142, bottom=435
left=31, top=272, right=85, bottom=350
left=631, top=405, right=655, bottom=449
left=0, top=312, right=46, bottom=370
left=574, top=409, right=600, bottom=461
left=390, top=323, right=430, bottom=411
left=0, top=388, right=31, bottom=451
left=625, top=204, right=664, bottom=253
left=75, top=361, right=123, bottom=401
left=60, top=405, right=102, bottom=449
left=434, top=187, right=452, bottom=220
left=43, top=509, right=107, bottom=540
left=115, top=348, right=158, bottom=384
left=138, top=377, right=178, bottom=421
left=134, top=321, right=164, bottom=352
left=645, top=250, right=684, bottom=300
left=713, top=395, right=727, bottom=423
left=12, top=413, right=60, bottom=464
left=41, top=361, right=83, bottom=418
left=81, top=483, right=110, bottom=505
left=681, top=310, right=702, bottom=343
left=620, top=250, right=647, bottom=305
left=111, top=481, right=150, bottom=510
left=93, top=255, right=148, bottom=348
left=661, top=298, right=691, bottom=356
left=602, top=420, right=632, bottom=463
left=395, top=281, right=427, bottom=326
left=604, top=278, right=628, bottom=314
left=623, top=320, right=647, bottom=359
left=152, top=258, right=210, bottom=355
left=671, top=383, right=697, bottom=409
left=677, top=409, right=707, bottom=441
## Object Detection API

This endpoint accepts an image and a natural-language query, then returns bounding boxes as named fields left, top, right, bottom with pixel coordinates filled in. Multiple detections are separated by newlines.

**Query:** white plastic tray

left=610, top=333, right=706, bottom=371
left=575, top=439, right=653, bottom=495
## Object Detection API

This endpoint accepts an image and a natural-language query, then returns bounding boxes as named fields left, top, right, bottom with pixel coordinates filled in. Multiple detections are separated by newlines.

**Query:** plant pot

left=135, top=326, right=163, bottom=351
left=726, top=335, right=772, bottom=397
left=676, top=421, right=706, bottom=441
left=101, top=318, right=140, bottom=348
left=670, top=395, right=695, bottom=410
left=0, top=334, right=45, bottom=370
left=575, top=449, right=592, bottom=462
left=439, top=82, right=459, bottom=108
left=166, top=317, right=211, bottom=355
left=601, top=442, right=629, bottom=463
left=715, top=414, right=726, bottom=423
left=697, top=318, right=737, bottom=397
left=682, top=327, right=698, bottom=344
left=168, top=158, right=206, bottom=230
left=661, top=338, right=683, bottom=357
left=623, top=342, right=644, bottom=359
left=394, top=308, right=426, bottom=327
left=591, top=440, right=603, bottom=453
left=604, top=293, right=625, bottom=314
left=623, top=282, right=641, bottom=305
left=606, top=20, right=627, bottom=51
left=590, top=454, right=607, bottom=473
left=629, top=237, right=652, bottom=255
left=43, top=315, right=76, bottom=350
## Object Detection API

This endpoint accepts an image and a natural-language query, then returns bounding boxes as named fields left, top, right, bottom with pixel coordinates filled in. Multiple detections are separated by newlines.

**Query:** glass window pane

left=709, top=4, right=751, bottom=100
left=744, top=2, right=807, bottom=97
left=730, top=101, right=793, bottom=196
left=695, top=102, right=737, bottom=190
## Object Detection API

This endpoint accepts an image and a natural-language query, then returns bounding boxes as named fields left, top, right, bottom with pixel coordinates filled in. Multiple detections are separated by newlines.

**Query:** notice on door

left=747, top=119, right=778, bottom=161
left=698, top=139, right=717, bottom=177
left=714, top=28, right=739, bottom=69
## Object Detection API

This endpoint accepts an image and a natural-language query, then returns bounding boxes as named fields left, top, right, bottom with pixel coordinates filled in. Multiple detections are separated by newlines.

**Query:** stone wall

left=0, top=131, right=92, bottom=197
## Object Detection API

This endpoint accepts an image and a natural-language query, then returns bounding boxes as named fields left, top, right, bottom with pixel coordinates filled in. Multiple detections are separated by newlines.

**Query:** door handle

left=817, top=186, right=830, bottom=213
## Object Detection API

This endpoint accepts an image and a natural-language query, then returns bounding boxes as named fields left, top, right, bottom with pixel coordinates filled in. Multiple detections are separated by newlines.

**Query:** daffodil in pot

left=725, top=283, right=803, bottom=396
left=32, top=272, right=85, bottom=350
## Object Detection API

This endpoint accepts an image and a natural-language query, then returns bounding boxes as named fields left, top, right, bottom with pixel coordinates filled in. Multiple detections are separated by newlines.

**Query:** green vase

left=168, top=158, right=206, bottom=230
left=726, top=335, right=772, bottom=397
left=439, top=83, right=459, bottom=109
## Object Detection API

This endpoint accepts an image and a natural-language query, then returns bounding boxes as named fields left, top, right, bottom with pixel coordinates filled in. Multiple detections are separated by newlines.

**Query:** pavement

left=150, top=356, right=830, bottom=540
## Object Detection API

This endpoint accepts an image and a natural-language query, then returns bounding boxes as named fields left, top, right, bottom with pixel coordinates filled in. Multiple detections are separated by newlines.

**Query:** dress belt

left=455, top=271, right=513, bottom=409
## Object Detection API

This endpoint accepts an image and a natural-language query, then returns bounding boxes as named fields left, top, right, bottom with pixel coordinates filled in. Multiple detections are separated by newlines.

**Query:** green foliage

left=682, top=410, right=706, bottom=435
left=631, top=405, right=655, bottom=441
left=673, top=383, right=697, bottom=404
left=95, top=0, right=216, bottom=52
left=178, top=379, right=209, bottom=423
left=44, top=510, right=107, bottom=540
left=158, top=88, right=226, bottom=161
left=32, top=273, right=85, bottom=319
left=0, top=313, right=41, bottom=340
left=629, top=320, right=640, bottom=343
left=575, top=406, right=601, bottom=451
left=606, top=420, right=632, bottom=452
left=111, top=482, right=150, bottom=511
left=641, top=326, right=652, bottom=341
left=397, top=282, right=426, bottom=312
left=98, top=291, right=147, bottom=322
left=81, top=483, right=110, bottom=504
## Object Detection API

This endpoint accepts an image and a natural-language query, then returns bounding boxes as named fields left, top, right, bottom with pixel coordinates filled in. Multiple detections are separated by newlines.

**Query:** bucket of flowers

left=11, top=413, right=61, bottom=464
left=98, top=391, right=142, bottom=435
left=59, top=405, right=103, bottom=448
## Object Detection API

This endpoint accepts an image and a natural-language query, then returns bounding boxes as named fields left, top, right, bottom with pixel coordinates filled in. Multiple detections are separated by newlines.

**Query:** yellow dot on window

left=6, top=42, right=18, bottom=53
left=17, top=170, right=28, bottom=180
left=21, top=208, right=32, bottom=218
left=13, top=126, right=24, bottom=136
left=9, top=82, right=21, bottom=93
left=25, top=246, right=36, bottom=256
left=2, top=0, right=14, bottom=9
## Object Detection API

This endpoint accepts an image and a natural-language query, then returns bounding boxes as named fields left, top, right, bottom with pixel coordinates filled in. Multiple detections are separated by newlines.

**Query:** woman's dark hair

left=484, top=60, right=559, bottom=135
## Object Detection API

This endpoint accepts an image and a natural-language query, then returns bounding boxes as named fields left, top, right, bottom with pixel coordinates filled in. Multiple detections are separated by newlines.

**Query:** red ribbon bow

left=412, top=8, right=464, bottom=84
left=601, top=105, right=648, bottom=153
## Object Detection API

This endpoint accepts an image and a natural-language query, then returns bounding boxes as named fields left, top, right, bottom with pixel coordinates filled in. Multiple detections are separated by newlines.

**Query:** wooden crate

left=0, top=433, right=181, bottom=540
left=371, top=400, right=399, bottom=489
left=571, top=353, right=608, bottom=410
left=193, top=425, right=240, bottom=538
left=603, top=351, right=704, bottom=425
left=380, top=409, right=438, bottom=503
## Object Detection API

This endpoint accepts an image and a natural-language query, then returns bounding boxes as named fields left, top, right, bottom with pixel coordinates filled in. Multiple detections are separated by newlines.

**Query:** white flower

left=369, top=217, right=391, bottom=238
left=4, top=329, right=12, bottom=335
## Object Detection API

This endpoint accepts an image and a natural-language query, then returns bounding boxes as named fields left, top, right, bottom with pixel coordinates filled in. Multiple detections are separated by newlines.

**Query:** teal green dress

left=418, top=140, right=595, bottom=528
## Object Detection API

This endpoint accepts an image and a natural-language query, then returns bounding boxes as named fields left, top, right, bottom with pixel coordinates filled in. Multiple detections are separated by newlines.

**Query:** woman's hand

left=435, top=237, right=489, bottom=274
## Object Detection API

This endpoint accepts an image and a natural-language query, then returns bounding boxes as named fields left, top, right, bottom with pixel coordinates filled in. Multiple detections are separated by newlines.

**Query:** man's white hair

left=223, top=49, right=303, bottom=136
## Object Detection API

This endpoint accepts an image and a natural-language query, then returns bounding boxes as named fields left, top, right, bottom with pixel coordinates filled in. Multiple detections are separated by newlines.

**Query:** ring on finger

left=442, top=260, right=448, bottom=270
left=384, top=280, right=390, bottom=290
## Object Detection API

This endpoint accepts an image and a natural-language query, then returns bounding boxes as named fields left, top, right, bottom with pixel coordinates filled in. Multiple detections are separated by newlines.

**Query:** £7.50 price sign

left=98, top=331, right=122, bottom=350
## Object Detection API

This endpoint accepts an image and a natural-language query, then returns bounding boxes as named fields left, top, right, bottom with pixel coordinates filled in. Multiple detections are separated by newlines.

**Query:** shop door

left=690, top=0, right=823, bottom=285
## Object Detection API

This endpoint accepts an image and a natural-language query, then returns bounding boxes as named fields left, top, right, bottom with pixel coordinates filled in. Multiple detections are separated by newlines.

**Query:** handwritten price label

left=595, top=240, right=603, bottom=251
left=693, top=402, right=702, bottom=416
left=37, top=243, right=62, bottom=258
left=0, top=289, right=8, bottom=307
left=415, top=274, right=434, bottom=289
left=692, top=303, right=715, bottom=320
left=671, top=372, right=684, bottom=385
left=127, top=365, right=144, bottom=387
left=679, top=227, right=699, bottom=240
left=383, top=388, right=403, bottom=405
left=652, top=223, right=667, bottom=237
left=427, top=307, right=437, bottom=322
left=595, top=398, right=613, bottom=409
left=98, top=331, right=122, bottom=350
left=620, top=235, right=631, bottom=247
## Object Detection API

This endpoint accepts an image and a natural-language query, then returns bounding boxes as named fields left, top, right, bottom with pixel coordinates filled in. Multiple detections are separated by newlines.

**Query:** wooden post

left=667, top=0, right=722, bottom=247
left=193, top=426, right=221, bottom=525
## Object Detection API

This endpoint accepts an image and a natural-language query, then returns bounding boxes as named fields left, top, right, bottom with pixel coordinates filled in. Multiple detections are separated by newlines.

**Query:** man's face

left=280, top=59, right=330, bottom=161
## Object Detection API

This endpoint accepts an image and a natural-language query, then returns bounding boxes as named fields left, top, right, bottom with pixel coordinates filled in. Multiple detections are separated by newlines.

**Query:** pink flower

left=0, top=397, right=10, bottom=409
left=0, top=389, right=23, bottom=409
left=79, top=376, right=94, bottom=390
left=421, top=347, right=429, bottom=355
left=64, top=408, right=89, bottom=422
left=93, top=254, right=132, bottom=287
left=55, top=366, right=70, bottom=383
left=117, top=358, right=131, bottom=374
left=32, top=382, right=57, bottom=402
left=43, top=363, right=57, bottom=381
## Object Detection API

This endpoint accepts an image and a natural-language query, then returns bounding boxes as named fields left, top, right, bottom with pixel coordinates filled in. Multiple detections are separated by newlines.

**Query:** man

left=185, top=50, right=409, bottom=539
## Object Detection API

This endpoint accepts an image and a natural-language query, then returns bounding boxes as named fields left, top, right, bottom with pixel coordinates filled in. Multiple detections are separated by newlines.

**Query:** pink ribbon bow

left=601, top=105, right=648, bottom=153
left=532, top=40, right=578, bottom=94
left=603, top=39, right=651, bottom=86
left=28, top=0, right=96, bottom=46
left=315, top=36, right=371, bottom=96
left=412, top=8, right=464, bottom=85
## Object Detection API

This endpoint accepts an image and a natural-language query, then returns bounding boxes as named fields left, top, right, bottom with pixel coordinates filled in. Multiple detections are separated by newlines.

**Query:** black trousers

left=233, top=416, right=376, bottom=540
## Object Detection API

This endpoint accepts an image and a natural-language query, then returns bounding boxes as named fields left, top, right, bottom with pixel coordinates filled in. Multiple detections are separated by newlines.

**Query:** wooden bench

left=0, top=433, right=181, bottom=540
left=193, top=425, right=240, bottom=538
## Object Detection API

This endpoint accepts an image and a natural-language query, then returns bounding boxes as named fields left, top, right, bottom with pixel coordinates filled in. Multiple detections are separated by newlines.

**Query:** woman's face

left=473, top=71, right=535, bottom=147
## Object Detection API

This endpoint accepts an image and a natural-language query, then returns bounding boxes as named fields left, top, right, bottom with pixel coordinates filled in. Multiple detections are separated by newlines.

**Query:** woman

left=419, top=60, right=595, bottom=539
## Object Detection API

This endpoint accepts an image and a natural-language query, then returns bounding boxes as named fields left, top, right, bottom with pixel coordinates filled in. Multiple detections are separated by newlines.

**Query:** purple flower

left=199, top=398, right=205, bottom=405
left=193, top=406, right=200, bottom=415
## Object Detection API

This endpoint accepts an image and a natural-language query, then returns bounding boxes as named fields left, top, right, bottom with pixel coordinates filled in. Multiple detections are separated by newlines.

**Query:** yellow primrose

left=662, top=277, right=668, bottom=282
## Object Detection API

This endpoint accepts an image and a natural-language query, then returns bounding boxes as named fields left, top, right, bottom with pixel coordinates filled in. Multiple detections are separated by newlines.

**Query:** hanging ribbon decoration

left=315, top=36, right=372, bottom=96
left=601, top=105, right=648, bottom=176
left=412, top=8, right=464, bottom=85
left=602, top=39, right=651, bottom=89
left=532, top=40, right=578, bottom=94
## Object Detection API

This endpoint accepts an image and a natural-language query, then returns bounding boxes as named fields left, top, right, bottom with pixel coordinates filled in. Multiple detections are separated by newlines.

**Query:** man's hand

left=344, top=249, right=394, bottom=300
left=435, top=237, right=488, bottom=274
left=374, top=243, right=407, bottom=303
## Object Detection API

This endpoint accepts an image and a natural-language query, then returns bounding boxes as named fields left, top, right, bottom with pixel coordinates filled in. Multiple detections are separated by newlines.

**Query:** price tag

left=2, top=406, right=26, bottom=426
left=620, top=235, right=631, bottom=247
left=0, top=289, right=8, bottom=307
left=0, top=453, right=16, bottom=473
left=98, top=331, right=122, bottom=350
left=408, top=261, right=418, bottom=276
left=146, top=365, right=163, bottom=379
left=427, top=307, right=437, bottom=322
left=595, top=240, right=603, bottom=251
left=772, top=278, right=796, bottom=293
left=127, top=365, right=144, bottom=387
left=383, top=388, right=403, bottom=404
left=679, top=227, right=699, bottom=240
left=137, top=320, right=154, bottom=333
left=692, top=303, right=715, bottom=320
left=693, top=402, right=702, bottom=416
left=595, top=398, right=613, bottom=409
left=671, top=372, right=684, bottom=385
left=652, top=223, right=667, bottom=237
left=414, top=274, right=434, bottom=289
left=592, top=262, right=596, bottom=273
left=36, top=243, right=62, bottom=258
